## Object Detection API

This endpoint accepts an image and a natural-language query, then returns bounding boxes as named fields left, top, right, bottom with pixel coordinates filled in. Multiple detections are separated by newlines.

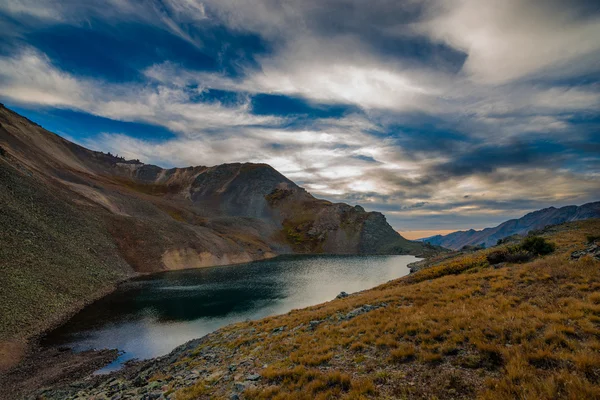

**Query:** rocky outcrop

left=571, top=243, right=600, bottom=261
left=422, top=203, right=600, bottom=250
left=266, top=188, right=428, bottom=255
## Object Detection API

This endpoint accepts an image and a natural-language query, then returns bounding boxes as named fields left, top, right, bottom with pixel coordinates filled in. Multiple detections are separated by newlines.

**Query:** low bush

left=487, top=250, right=508, bottom=265
left=504, top=250, right=533, bottom=263
left=461, top=244, right=485, bottom=252
left=587, top=235, right=600, bottom=244
left=521, top=236, right=556, bottom=255
left=496, top=235, right=520, bottom=246
left=487, top=237, right=555, bottom=265
left=487, top=248, right=533, bottom=265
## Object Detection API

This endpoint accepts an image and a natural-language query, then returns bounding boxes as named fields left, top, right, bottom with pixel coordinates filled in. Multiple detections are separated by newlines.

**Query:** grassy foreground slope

left=0, top=152, right=134, bottom=370
left=41, top=219, right=600, bottom=399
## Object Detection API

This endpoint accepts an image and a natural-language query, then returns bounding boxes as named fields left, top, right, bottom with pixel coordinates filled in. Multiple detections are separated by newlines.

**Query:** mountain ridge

left=420, top=202, right=600, bottom=250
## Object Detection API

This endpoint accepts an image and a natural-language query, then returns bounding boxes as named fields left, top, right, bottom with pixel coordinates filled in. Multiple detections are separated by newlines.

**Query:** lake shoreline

left=0, top=279, right=126, bottom=371
left=42, top=254, right=418, bottom=367
left=2, top=254, right=420, bottom=398
left=0, top=278, right=132, bottom=399
left=0, top=251, right=287, bottom=377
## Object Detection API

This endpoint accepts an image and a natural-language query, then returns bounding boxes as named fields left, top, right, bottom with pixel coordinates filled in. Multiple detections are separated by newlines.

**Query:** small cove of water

left=42, top=254, right=418, bottom=372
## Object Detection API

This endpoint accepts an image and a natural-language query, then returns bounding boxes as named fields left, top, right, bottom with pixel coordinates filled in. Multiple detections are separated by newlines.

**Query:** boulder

left=246, top=373, right=260, bottom=381
left=571, top=243, right=600, bottom=261
left=343, top=303, right=387, bottom=320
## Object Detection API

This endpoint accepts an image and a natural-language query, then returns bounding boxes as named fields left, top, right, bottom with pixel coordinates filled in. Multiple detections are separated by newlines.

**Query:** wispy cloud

left=417, top=0, right=600, bottom=84
left=0, top=0, right=599, bottom=231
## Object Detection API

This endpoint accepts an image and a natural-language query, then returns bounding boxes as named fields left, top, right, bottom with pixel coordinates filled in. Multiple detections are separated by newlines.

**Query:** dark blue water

left=42, top=254, right=417, bottom=372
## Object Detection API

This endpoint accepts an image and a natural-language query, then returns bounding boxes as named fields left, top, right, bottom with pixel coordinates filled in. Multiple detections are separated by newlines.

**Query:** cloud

left=417, top=0, right=600, bottom=84
left=0, top=0, right=208, bottom=47
left=0, top=0, right=64, bottom=21
left=0, top=1, right=599, bottom=231
left=0, top=48, right=84, bottom=106
left=0, top=48, right=280, bottom=134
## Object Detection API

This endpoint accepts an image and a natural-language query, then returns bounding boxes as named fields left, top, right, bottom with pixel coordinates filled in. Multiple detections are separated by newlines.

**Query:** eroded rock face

left=162, top=248, right=277, bottom=270
left=359, top=212, right=411, bottom=254
left=266, top=189, right=426, bottom=255
left=189, top=163, right=299, bottom=218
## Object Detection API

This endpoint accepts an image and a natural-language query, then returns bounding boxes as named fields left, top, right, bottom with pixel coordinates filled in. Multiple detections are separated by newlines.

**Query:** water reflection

left=42, top=254, right=417, bottom=371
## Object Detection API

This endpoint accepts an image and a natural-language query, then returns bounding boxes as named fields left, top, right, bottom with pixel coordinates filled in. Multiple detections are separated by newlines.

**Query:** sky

left=1, top=0, right=599, bottom=236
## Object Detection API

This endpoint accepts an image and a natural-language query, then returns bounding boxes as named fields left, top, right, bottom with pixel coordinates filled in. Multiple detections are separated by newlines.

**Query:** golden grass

left=174, top=381, right=209, bottom=400
left=174, top=219, right=600, bottom=399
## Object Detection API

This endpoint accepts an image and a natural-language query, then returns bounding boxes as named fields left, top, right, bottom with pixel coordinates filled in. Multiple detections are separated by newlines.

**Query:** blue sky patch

left=5, top=103, right=176, bottom=144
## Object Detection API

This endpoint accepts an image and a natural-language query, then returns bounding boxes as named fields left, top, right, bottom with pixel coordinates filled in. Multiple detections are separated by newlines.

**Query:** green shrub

left=462, top=244, right=485, bottom=252
left=487, top=250, right=508, bottom=265
left=505, top=250, right=533, bottom=263
left=587, top=235, right=600, bottom=244
left=496, top=235, right=521, bottom=246
left=487, top=248, right=533, bottom=265
left=520, top=236, right=556, bottom=255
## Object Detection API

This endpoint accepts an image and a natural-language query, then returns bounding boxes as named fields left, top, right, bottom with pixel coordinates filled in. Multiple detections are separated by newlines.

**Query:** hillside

left=421, top=202, right=600, bottom=250
left=26, top=219, right=600, bottom=399
left=0, top=104, right=432, bottom=347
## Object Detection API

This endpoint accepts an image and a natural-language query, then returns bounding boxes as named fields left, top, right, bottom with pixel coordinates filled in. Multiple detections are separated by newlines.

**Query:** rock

left=132, top=376, right=146, bottom=387
left=309, top=320, right=322, bottom=329
left=234, top=381, right=249, bottom=392
left=343, top=303, right=387, bottom=320
left=272, top=326, right=285, bottom=333
left=240, top=357, right=254, bottom=365
left=228, top=364, right=237, bottom=372
left=246, top=373, right=260, bottom=381
left=571, top=243, right=600, bottom=261
left=336, top=291, right=349, bottom=299
left=148, top=381, right=162, bottom=390
left=207, top=371, right=224, bottom=382
left=230, top=394, right=240, bottom=400
left=407, top=259, right=428, bottom=273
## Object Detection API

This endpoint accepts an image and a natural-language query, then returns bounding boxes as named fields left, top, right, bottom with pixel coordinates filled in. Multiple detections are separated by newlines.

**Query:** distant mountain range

left=419, top=202, right=600, bottom=250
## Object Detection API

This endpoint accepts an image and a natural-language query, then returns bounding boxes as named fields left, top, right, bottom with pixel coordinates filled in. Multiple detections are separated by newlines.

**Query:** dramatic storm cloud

left=1, top=0, right=599, bottom=234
